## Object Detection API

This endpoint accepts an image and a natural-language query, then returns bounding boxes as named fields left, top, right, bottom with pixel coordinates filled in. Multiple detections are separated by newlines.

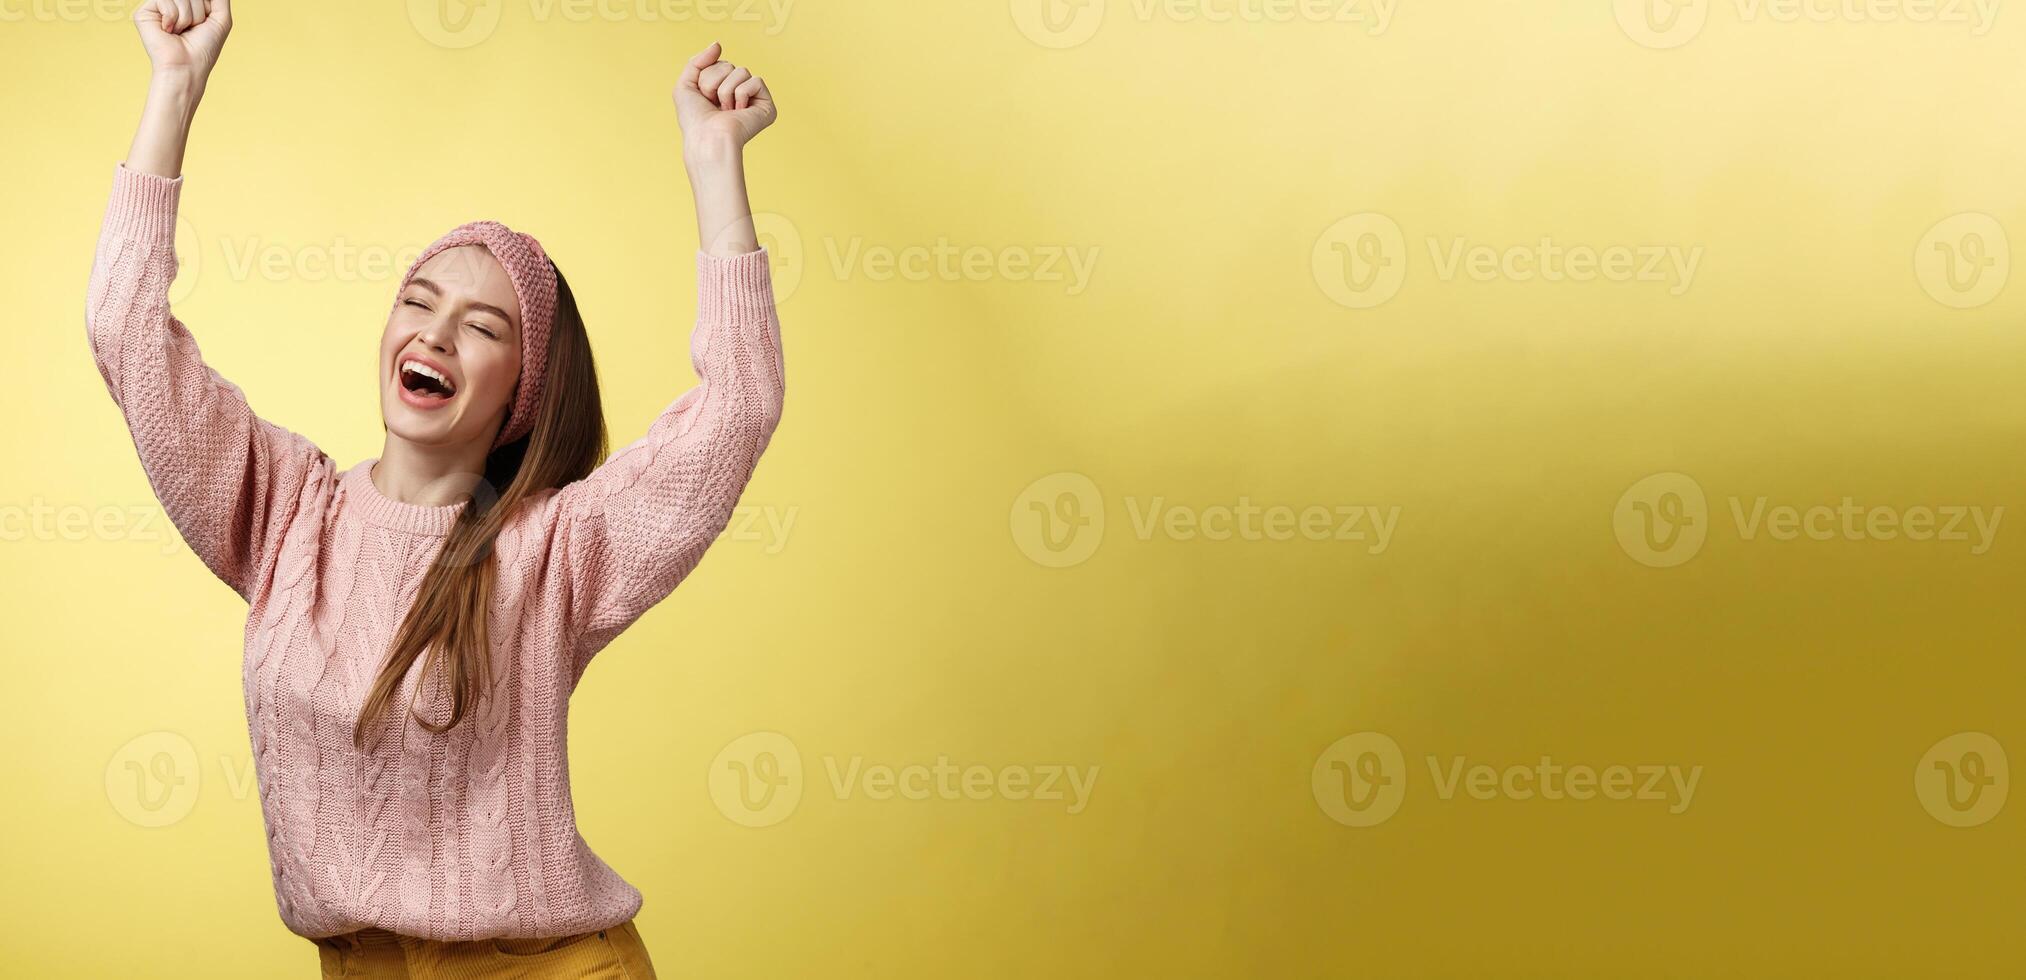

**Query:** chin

left=384, top=392, right=505, bottom=450
left=383, top=395, right=456, bottom=442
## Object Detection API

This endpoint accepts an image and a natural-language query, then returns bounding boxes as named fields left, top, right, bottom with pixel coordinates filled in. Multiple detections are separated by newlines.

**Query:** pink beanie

left=398, top=221, right=558, bottom=450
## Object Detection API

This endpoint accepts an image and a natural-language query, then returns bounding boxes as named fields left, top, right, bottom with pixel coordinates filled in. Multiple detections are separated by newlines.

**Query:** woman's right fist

left=134, top=0, right=232, bottom=85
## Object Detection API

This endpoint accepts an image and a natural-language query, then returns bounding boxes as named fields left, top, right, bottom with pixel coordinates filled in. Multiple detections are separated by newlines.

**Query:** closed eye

left=407, top=299, right=498, bottom=339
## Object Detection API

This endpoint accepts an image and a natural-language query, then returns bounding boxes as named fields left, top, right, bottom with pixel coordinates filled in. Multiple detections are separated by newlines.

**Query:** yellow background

left=3, top=0, right=2023, bottom=976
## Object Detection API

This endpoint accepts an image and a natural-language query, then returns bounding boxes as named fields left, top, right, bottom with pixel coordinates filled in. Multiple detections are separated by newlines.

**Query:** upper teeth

left=403, top=360, right=454, bottom=392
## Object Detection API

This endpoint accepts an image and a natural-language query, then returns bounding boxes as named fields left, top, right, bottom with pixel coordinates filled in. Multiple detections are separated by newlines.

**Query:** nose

left=416, top=311, right=457, bottom=352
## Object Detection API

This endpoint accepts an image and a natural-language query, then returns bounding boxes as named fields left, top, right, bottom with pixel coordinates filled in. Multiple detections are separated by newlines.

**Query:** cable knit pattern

left=85, top=162, right=786, bottom=941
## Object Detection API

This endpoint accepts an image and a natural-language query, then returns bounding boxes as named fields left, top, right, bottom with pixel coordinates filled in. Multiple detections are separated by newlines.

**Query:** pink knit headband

left=399, top=221, right=558, bottom=450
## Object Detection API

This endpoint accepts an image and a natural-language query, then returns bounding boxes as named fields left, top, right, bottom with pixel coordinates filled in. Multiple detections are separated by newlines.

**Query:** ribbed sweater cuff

left=106, top=162, right=183, bottom=243
left=696, top=247, right=777, bottom=326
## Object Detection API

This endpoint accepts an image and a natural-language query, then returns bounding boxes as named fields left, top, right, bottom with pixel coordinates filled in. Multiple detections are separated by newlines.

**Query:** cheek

left=380, top=318, right=415, bottom=359
left=472, top=352, right=522, bottom=405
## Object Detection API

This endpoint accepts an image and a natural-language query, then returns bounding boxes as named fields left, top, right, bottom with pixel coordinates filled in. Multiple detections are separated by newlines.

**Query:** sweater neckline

left=341, top=458, right=468, bottom=536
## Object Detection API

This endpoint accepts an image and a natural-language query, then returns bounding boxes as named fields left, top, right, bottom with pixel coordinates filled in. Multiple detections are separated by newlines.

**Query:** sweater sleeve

left=85, top=162, right=326, bottom=602
left=547, top=248, right=786, bottom=673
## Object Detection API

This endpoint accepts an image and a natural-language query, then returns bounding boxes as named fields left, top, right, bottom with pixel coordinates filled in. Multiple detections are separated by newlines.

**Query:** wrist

left=149, top=69, right=206, bottom=99
left=147, top=72, right=206, bottom=122
left=683, top=133, right=745, bottom=176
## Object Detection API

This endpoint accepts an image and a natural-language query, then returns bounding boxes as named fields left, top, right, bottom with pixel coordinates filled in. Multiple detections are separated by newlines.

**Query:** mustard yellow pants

left=312, top=919, right=658, bottom=978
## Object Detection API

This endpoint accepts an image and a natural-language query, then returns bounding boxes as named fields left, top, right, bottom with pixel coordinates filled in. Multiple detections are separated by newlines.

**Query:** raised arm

left=546, top=44, right=786, bottom=673
left=88, top=0, right=325, bottom=601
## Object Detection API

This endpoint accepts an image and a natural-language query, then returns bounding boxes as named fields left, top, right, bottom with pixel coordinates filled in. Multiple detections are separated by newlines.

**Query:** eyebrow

left=406, top=277, right=518, bottom=331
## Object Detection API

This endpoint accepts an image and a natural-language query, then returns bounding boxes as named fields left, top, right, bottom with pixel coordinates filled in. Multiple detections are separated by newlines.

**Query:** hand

left=134, top=0, right=233, bottom=86
left=674, top=43, right=778, bottom=163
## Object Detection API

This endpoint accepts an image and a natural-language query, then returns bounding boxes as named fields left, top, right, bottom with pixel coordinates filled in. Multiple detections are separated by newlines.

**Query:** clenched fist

left=674, top=43, right=778, bottom=162
left=134, top=0, right=233, bottom=87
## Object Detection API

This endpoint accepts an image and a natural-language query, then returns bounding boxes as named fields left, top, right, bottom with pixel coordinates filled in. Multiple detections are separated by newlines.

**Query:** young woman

left=87, top=1, right=785, bottom=974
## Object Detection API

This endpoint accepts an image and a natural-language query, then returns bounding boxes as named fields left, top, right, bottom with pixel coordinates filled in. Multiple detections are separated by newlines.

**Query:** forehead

left=411, top=244, right=520, bottom=313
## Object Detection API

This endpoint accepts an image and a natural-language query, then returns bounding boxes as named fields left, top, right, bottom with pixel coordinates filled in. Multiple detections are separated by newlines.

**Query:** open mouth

left=399, top=358, right=457, bottom=401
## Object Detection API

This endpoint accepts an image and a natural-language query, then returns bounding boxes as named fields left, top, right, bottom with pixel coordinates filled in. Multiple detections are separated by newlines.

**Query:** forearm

left=126, top=73, right=204, bottom=179
left=686, top=134, right=759, bottom=257
left=86, top=161, right=322, bottom=602
left=563, top=247, right=783, bottom=650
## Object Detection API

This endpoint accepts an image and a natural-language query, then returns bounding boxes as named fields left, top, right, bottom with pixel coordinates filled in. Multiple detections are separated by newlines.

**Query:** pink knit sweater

left=85, top=163, right=785, bottom=941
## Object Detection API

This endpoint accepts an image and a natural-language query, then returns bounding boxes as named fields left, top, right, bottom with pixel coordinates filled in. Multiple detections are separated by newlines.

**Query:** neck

left=372, top=433, right=494, bottom=506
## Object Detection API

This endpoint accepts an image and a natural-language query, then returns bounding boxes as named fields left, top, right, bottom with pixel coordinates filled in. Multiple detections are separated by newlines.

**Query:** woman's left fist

left=675, top=42, right=778, bottom=157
